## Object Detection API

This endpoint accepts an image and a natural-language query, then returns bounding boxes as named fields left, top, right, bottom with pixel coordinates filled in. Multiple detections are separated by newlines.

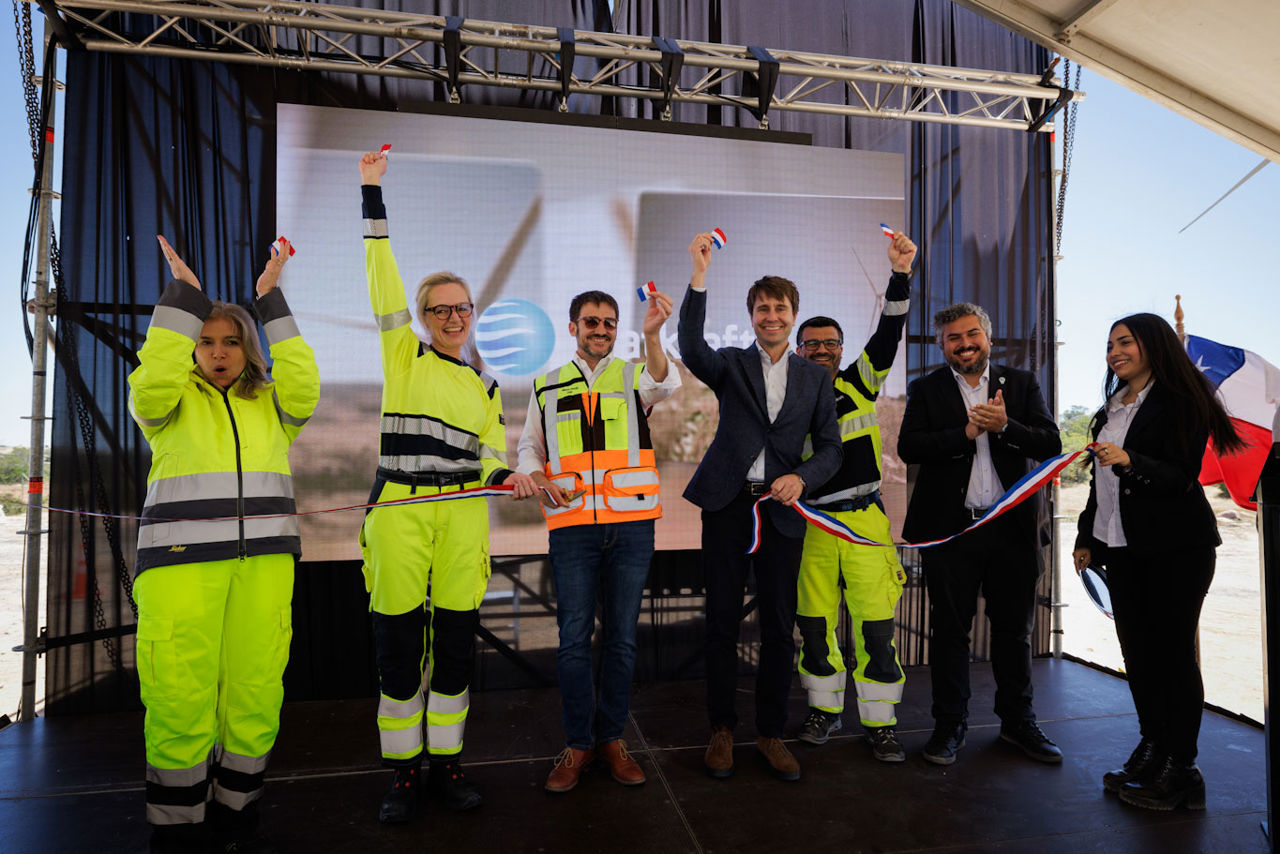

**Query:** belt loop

left=410, top=472, right=418, bottom=496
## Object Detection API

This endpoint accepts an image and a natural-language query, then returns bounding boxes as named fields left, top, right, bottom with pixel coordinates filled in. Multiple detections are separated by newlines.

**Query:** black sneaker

left=922, top=722, right=966, bottom=766
left=1000, top=720, right=1063, bottom=763
left=866, top=726, right=907, bottom=763
left=428, top=759, right=483, bottom=811
left=378, top=765, right=422, bottom=824
left=797, top=708, right=843, bottom=745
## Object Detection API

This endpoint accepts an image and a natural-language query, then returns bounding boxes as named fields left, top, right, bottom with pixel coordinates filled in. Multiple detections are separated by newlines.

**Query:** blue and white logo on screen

left=475, top=298, right=556, bottom=377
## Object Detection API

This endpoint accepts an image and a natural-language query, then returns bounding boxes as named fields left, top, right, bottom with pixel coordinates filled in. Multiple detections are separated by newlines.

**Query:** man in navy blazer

left=898, top=302, right=1062, bottom=766
left=677, top=231, right=842, bottom=782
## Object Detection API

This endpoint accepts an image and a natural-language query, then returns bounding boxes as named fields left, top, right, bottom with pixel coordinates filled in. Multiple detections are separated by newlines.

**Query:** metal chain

left=1054, top=60, right=1082, bottom=253
left=13, top=1, right=39, bottom=160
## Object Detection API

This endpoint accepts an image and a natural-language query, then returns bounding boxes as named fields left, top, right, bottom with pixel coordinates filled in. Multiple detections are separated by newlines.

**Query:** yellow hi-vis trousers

left=360, top=478, right=491, bottom=764
left=133, top=554, right=293, bottom=826
left=796, top=503, right=906, bottom=727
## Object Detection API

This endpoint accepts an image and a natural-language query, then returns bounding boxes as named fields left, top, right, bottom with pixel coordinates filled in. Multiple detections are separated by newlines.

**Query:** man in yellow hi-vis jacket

left=131, top=235, right=319, bottom=854
left=357, top=150, right=539, bottom=824
left=516, top=288, right=680, bottom=793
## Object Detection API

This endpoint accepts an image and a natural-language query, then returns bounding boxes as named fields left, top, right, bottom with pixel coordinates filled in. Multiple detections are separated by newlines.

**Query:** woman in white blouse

left=1072, top=313, right=1244, bottom=811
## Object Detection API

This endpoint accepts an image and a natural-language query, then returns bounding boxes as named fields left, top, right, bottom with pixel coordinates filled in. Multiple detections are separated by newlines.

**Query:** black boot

left=1118, top=755, right=1206, bottom=811
left=428, top=758, right=483, bottom=811
left=149, top=822, right=208, bottom=854
left=378, top=764, right=423, bottom=824
left=1102, top=738, right=1159, bottom=793
left=208, top=801, right=276, bottom=854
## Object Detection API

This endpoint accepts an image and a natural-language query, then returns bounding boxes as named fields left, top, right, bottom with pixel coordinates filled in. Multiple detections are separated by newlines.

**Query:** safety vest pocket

left=601, top=467, right=660, bottom=512
left=599, top=396, right=625, bottom=422
left=544, top=472, right=587, bottom=517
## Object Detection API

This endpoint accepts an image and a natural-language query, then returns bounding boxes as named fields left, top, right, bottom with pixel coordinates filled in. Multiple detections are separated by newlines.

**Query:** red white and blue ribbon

left=379, top=143, right=392, bottom=156
left=271, top=236, right=295, bottom=258
left=746, top=448, right=1089, bottom=554
left=711, top=228, right=727, bottom=249
left=879, top=223, right=896, bottom=239
left=637, top=280, right=658, bottom=302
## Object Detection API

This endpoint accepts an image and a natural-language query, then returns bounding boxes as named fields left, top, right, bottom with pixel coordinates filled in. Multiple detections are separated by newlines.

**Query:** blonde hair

left=415, top=271, right=472, bottom=323
left=206, top=301, right=268, bottom=399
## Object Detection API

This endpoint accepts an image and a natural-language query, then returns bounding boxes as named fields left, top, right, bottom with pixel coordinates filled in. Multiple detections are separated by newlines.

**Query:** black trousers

left=702, top=492, right=805, bottom=738
left=921, top=517, right=1039, bottom=725
left=1106, top=544, right=1215, bottom=764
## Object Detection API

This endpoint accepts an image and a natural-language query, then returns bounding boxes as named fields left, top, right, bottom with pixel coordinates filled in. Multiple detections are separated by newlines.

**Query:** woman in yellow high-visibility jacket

left=130, top=235, right=319, bottom=854
left=357, top=150, right=538, bottom=823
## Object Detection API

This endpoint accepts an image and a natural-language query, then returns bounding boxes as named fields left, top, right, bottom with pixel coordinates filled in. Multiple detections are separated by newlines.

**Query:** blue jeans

left=549, top=520, right=655, bottom=750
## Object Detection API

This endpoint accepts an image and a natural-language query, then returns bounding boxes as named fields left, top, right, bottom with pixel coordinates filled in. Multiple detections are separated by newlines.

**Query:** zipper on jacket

left=221, top=390, right=247, bottom=560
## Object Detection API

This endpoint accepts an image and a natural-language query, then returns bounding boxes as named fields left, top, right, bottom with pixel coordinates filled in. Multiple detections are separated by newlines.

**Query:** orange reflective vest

left=533, top=359, right=661, bottom=530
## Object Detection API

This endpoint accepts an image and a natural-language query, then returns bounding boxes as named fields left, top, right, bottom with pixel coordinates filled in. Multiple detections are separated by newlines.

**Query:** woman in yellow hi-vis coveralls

left=357, top=150, right=538, bottom=823
left=130, top=235, right=319, bottom=854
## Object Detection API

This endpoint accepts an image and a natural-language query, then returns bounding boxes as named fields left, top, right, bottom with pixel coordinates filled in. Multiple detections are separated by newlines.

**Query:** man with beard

left=898, top=303, right=1062, bottom=766
left=517, top=288, right=680, bottom=793
left=792, top=230, right=915, bottom=763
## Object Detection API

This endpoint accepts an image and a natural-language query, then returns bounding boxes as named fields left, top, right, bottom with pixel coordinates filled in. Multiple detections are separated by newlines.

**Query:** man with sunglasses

left=678, top=232, right=842, bottom=782
left=792, top=230, right=916, bottom=763
left=517, top=288, right=680, bottom=793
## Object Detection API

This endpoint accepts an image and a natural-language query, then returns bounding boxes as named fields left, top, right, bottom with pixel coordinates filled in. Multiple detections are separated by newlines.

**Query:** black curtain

left=49, top=0, right=1054, bottom=714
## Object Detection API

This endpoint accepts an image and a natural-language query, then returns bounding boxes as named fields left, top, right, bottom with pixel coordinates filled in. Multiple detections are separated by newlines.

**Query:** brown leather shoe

left=598, top=739, right=646, bottom=786
left=704, top=726, right=735, bottom=778
left=545, top=747, right=595, bottom=793
left=756, top=737, right=801, bottom=781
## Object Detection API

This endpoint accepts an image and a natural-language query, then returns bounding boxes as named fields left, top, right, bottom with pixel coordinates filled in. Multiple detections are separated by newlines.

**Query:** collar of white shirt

left=950, top=363, right=990, bottom=391
left=1106, top=379, right=1155, bottom=414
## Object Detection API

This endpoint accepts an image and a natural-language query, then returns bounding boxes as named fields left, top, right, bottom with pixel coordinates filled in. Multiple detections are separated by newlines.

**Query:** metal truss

left=37, top=0, right=1080, bottom=131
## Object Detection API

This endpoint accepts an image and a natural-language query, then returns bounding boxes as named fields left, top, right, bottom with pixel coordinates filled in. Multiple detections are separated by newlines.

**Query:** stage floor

left=0, top=659, right=1267, bottom=853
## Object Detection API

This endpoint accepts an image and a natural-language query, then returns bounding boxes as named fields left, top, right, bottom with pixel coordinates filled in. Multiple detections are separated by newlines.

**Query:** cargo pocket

left=136, top=616, right=175, bottom=696
left=602, top=467, right=660, bottom=512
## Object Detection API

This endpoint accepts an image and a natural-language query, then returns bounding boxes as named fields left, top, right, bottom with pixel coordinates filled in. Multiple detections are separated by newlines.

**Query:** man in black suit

left=898, top=303, right=1062, bottom=766
left=678, top=231, right=842, bottom=782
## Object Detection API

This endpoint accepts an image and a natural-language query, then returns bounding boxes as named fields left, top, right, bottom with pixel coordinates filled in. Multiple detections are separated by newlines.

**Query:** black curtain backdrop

left=48, top=0, right=1054, bottom=714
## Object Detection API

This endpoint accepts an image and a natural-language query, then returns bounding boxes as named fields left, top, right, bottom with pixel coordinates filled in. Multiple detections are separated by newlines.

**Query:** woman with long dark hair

left=1072, top=312, right=1245, bottom=811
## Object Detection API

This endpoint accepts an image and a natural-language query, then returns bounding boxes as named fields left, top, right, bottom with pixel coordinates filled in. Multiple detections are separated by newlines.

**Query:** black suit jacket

left=1074, top=382, right=1219, bottom=558
left=898, top=363, right=1061, bottom=546
left=677, top=286, right=842, bottom=538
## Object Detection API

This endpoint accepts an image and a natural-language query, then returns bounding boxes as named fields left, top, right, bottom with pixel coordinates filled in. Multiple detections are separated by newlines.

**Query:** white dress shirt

left=953, top=366, right=1004, bottom=509
left=747, top=341, right=790, bottom=483
left=516, top=353, right=682, bottom=473
left=1091, top=381, right=1154, bottom=547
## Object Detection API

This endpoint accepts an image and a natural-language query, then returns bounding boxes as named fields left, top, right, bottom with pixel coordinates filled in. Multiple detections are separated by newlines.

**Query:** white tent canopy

left=949, top=0, right=1280, bottom=162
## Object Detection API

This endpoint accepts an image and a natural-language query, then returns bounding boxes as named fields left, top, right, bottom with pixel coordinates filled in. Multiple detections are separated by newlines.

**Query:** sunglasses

left=577, top=316, right=618, bottom=331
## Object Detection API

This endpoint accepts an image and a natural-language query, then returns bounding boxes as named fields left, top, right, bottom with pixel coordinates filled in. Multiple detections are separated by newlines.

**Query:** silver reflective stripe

left=138, top=515, right=300, bottom=549
left=377, top=307, right=411, bottom=331
left=212, top=787, right=259, bottom=811
left=380, top=415, right=479, bottom=453
left=839, top=411, right=878, bottom=439
left=146, top=471, right=295, bottom=506
left=378, top=692, right=425, bottom=759
left=152, top=303, right=204, bottom=341
left=607, top=470, right=657, bottom=490
left=364, top=218, right=389, bottom=238
left=380, top=725, right=424, bottom=759
left=546, top=493, right=607, bottom=517
left=479, top=442, right=505, bottom=463
left=147, top=762, right=210, bottom=788
left=215, top=746, right=270, bottom=776
left=378, top=692, right=424, bottom=719
left=622, top=366, right=639, bottom=467
left=262, top=315, right=300, bottom=345
left=808, top=689, right=845, bottom=710
left=810, top=482, right=881, bottom=505
left=857, top=698, right=898, bottom=725
left=853, top=679, right=904, bottom=701
left=273, top=391, right=311, bottom=428
left=427, top=688, right=469, bottom=716
left=377, top=455, right=481, bottom=474
left=426, top=721, right=465, bottom=752
left=883, top=298, right=910, bottom=317
left=799, top=670, right=845, bottom=692
left=147, top=802, right=205, bottom=825
left=855, top=355, right=888, bottom=395
left=129, top=393, right=174, bottom=428
left=542, top=371, right=563, bottom=475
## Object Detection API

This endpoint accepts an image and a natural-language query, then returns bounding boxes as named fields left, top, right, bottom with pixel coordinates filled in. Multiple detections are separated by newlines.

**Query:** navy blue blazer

left=677, top=286, right=842, bottom=538
left=898, top=363, right=1060, bottom=547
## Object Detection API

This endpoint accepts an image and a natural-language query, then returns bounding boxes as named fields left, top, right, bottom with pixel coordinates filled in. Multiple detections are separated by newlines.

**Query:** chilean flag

left=1185, top=334, right=1280, bottom=510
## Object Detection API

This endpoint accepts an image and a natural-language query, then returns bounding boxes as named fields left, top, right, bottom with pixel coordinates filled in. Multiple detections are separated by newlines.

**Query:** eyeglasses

left=800, top=338, right=843, bottom=351
left=424, top=302, right=474, bottom=320
left=577, top=316, right=618, bottom=331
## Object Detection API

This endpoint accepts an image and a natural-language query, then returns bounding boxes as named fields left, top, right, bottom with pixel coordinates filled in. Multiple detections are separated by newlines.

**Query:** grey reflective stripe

left=839, top=411, right=878, bottom=439
left=809, top=689, right=845, bottom=710
left=426, top=721, right=465, bottom=752
left=138, top=515, right=300, bottom=549
left=377, top=455, right=482, bottom=475
left=129, top=393, right=174, bottom=428
left=378, top=692, right=425, bottom=758
left=147, top=761, right=211, bottom=788
left=273, top=391, right=311, bottom=428
left=146, top=471, right=295, bottom=505
left=364, top=218, right=389, bottom=238
left=853, top=679, right=904, bottom=700
left=856, top=698, right=898, bottom=724
left=152, top=303, right=204, bottom=341
left=809, top=482, right=881, bottom=505
left=215, top=746, right=270, bottom=776
left=381, top=414, right=479, bottom=453
left=541, top=372, right=563, bottom=475
left=428, top=689, right=469, bottom=716
left=622, top=366, right=639, bottom=467
left=263, top=314, right=300, bottom=345
left=799, top=670, right=845, bottom=693
left=213, top=787, right=259, bottom=811
left=479, top=442, right=505, bottom=463
left=377, top=307, right=412, bottom=331
left=147, top=802, right=206, bottom=825
left=855, top=354, right=889, bottom=395
left=883, top=298, right=910, bottom=316
left=378, top=692, right=424, bottom=719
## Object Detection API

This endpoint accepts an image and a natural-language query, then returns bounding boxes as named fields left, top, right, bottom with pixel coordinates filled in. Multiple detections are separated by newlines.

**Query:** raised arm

left=677, top=232, right=729, bottom=388
left=253, top=243, right=319, bottom=443
left=360, top=150, right=418, bottom=377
